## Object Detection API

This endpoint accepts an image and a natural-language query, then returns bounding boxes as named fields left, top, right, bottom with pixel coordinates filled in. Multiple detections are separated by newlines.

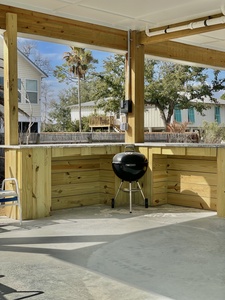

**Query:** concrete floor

left=0, top=204, right=225, bottom=300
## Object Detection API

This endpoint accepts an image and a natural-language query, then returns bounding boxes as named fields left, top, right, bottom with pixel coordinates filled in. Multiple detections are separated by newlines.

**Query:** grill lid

left=112, top=145, right=148, bottom=182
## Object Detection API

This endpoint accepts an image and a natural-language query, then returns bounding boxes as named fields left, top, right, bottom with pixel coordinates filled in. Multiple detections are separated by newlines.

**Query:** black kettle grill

left=111, top=145, right=148, bottom=213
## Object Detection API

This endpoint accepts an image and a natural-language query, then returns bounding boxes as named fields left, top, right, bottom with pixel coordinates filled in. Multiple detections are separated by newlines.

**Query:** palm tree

left=63, top=47, right=97, bottom=132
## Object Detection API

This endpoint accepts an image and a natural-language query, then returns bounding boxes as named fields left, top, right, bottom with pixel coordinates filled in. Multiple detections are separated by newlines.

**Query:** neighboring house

left=145, top=97, right=225, bottom=132
left=70, top=101, right=106, bottom=121
left=0, top=38, right=47, bottom=133
left=70, top=97, right=225, bottom=132
left=70, top=100, right=121, bottom=131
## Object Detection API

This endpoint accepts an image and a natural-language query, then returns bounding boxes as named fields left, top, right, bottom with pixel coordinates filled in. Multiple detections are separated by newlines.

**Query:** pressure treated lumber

left=3, top=13, right=18, bottom=145
left=125, top=31, right=144, bottom=143
left=0, top=4, right=127, bottom=51
left=217, top=148, right=225, bottom=217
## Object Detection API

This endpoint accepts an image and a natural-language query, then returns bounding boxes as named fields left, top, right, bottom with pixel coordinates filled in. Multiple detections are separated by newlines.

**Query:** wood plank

left=167, top=170, right=217, bottom=186
left=99, top=170, right=115, bottom=183
left=52, top=170, right=100, bottom=186
left=152, top=193, right=167, bottom=206
left=186, top=147, right=217, bottom=157
left=0, top=4, right=127, bottom=51
left=32, top=148, right=51, bottom=218
left=3, top=13, right=18, bottom=145
left=145, top=41, right=225, bottom=69
left=52, top=159, right=100, bottom=172
left=167, top=182, right=217, bottom=198
left=51, top=147, right=81, bottom=158
left=217, top=148, right=225, bottom=217
left=153, top=170, right=168, bottom=182
left=153, top=157, right=168, bottom=171
left=52, top=193, right=100, bottom=210
left=18, top=149, right=34, bottom=220
left=126, top=31, right=144, bottom=143
left=100, top=156, right=114, bottom=170
left=52, top=182, right=100, bottom=198
left=162, top=148, right=186, bottom=156
left=167, top=158, right=217, bottom=173
left=4, top=149, right=19, bottom=219
left=168, top=193, right=217, bottom=211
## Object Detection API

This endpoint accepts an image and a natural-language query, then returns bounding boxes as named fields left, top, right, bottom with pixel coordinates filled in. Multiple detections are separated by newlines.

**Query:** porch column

left=125, top=30, right=144, bottom=143
left=217, top=148, right=225, bottom=217
left=4, top=13, right=18, bottom=145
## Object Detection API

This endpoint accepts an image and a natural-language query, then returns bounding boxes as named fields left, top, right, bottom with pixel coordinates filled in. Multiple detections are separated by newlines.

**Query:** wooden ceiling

left=1, top=0, right=225, bottom=69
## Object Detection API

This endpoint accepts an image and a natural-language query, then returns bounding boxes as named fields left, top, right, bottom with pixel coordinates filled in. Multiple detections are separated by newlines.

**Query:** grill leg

left=129, top=182, right=132, bottom=213
left=136, top=181, right=146, bottom=200
left=112, top=180, right=124, bottom=208
left=136, top=181, right=148, bottom=208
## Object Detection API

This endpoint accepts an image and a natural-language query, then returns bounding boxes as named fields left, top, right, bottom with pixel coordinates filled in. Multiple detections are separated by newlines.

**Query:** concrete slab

left=0, top=205, right=225, bottom=300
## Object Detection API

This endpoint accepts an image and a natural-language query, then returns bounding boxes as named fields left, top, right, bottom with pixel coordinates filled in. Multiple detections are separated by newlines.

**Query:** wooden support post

left=4, top=13, right=18, bottom=145
left=217, top=148, right=225, bottom=217
left=125, top=31, right=144, bottom=143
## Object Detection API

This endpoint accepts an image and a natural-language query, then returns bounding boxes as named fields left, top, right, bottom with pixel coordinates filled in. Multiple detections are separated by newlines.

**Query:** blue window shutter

left=188, top=107, right=195, bottom=123
left=215, top=106, right=221, bottom=124
left=174, top=108, right=182, bottom=122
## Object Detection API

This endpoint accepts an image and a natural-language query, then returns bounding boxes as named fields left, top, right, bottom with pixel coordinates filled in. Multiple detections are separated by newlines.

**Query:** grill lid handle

left=125, top=144, right=135, bottom=152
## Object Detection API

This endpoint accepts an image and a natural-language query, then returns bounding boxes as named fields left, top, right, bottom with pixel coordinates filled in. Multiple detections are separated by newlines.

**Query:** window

left=174, top=107, right=182, bottom=122
left=26, top=79, right=38, bottom=103
left=18, top=122, right=38, bottom=133
left=188, top=107, right=195, bottom=123
left=215, top=106, right=221, bottom=123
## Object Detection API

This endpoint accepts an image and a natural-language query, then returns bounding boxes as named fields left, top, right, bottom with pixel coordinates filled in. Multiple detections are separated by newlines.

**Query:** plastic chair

left=0, top=178, right=22, bottom=225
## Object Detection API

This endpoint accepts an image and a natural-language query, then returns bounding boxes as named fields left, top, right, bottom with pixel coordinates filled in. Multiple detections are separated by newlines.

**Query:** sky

left=18, top=38, right=114, bottom=102
left=18, top=37, right=225, bottom=103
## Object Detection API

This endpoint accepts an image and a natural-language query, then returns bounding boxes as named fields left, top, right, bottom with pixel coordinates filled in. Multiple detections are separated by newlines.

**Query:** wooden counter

left=1, top=143, right=225, bottom=220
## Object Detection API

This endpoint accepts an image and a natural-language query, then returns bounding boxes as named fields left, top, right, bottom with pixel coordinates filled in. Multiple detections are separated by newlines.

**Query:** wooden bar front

left=1, top=143, right=225, bottom=220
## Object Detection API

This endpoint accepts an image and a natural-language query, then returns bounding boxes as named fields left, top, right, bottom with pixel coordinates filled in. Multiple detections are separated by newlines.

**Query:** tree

left=95, top=55, right=225, bottom=129
left=48, top=89, right=77, bottom=132
left=47, top=84, right=95, bottom=132
left=93, top=54, right=125, bottom=114
left=144, top=60, right=225, bottom=128
left=18, top=39, right=52, bottom=75
left=54, top=47, right=98, bottom=132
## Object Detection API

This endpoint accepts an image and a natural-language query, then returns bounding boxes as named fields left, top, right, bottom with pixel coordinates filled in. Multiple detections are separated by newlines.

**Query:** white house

left=144, top=97, right=225, bottom=132
left=70, top=97, right=225, bottom=132
left=0, top=38, right=47, bottom=133
left=70, top=101, right=106, bottom=121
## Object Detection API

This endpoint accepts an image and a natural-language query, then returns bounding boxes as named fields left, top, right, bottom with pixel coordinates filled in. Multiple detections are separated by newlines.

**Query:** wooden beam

left=140, top=13, right=225, bottom=45
left=1, top=4, right=225, bottom=70
left=217, top=148, right=225, bottom=217
left=0, top=4, right=127, bottom=51
left=125, top=31, right=144, bottom=143
left=145, top=41, right=225, bottom=69
left=4, top=13, right=18, bottom=145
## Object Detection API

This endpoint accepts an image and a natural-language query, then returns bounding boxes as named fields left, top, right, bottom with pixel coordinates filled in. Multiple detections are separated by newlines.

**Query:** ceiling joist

left=145, top=41, right=225, bottom=69
left=0, top=4, right=127, bottom=51
left=1, top=4, right=225, bottom=69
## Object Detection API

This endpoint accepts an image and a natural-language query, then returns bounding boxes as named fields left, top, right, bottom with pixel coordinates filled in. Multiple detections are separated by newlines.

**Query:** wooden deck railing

left=89, top=116, right=115, bottom=127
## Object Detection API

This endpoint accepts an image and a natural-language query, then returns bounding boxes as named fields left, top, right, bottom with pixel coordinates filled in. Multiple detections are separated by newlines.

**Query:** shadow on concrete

left=0, top=275, right=43, bottom=300
left=0, top=205, right=224, bottom=300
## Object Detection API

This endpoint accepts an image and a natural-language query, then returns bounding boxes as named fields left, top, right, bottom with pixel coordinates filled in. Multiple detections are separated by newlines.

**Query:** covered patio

left=1, top=0, right=225, bottom=221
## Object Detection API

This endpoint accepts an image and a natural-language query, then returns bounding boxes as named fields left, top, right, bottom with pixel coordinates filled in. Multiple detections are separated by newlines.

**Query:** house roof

left=0, top=36, right=48, bottom=78
left=17, top=49, right=48, bottom=78
left=70, top=101, right=96, bottom=109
